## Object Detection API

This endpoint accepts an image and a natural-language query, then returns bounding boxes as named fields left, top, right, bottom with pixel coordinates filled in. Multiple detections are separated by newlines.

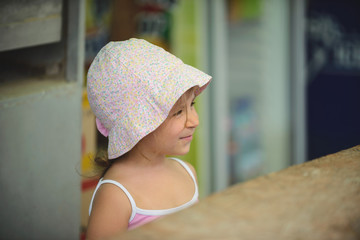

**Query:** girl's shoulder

left=87, top=178, right=132, bottom=237
left=93, top=180, right=131, bottom=208
left=90, top=177, right=133, bottom=214
left=168, top=157, right=198, bottom=181
left=103, top=159, right=135, bottom=181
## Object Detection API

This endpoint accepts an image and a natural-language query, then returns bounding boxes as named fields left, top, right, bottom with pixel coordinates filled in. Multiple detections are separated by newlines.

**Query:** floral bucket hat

left=87, top=38, right=212, bottom=159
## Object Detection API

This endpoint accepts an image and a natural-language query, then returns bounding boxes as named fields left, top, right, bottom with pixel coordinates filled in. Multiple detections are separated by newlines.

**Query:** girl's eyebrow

left=171, top=103, right=184, bottom=112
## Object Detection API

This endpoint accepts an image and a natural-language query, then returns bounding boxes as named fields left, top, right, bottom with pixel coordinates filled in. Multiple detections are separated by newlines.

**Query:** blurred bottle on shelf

left=229, top=97, right=263, bottom=183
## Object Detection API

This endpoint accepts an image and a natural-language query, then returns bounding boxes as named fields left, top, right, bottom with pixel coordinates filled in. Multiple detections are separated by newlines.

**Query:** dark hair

left=93, top=150, right=114, bottom=178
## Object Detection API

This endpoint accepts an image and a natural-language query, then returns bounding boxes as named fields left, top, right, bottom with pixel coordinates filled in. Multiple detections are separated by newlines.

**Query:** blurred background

left=0, top=0, right=359, bottom=239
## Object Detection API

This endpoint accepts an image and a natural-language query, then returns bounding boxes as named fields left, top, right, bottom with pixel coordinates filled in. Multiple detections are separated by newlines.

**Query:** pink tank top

left=89, top=158, right=199, bottom=230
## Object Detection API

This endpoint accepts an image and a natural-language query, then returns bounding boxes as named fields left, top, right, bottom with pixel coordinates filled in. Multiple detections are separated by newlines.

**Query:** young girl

left=86, top=38, right=211, bottom=239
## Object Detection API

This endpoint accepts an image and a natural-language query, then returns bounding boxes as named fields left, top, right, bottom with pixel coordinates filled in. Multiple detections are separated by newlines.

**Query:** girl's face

left=140, top=88, right=199, bottom=157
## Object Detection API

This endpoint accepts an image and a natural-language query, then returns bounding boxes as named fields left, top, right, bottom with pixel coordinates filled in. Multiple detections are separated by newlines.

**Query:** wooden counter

left=114, top=146, right=360, bottom=240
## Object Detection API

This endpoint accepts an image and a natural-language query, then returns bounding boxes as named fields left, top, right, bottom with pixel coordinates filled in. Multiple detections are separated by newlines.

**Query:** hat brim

left=107, top=63, right=212, bottom=159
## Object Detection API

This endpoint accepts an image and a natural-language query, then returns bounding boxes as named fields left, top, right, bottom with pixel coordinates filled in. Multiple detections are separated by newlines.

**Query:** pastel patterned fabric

left=87, top=38, right=212, bottom=159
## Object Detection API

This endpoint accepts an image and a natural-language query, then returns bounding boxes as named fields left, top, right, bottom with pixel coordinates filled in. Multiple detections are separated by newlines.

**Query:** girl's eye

left=173, top=110, right=183, bottom=116
left=191, top=101, right=196, bottom=107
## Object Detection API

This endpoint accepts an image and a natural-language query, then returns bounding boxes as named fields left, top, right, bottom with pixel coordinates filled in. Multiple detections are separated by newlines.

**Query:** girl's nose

left=185, top=108, right=199, bottom=128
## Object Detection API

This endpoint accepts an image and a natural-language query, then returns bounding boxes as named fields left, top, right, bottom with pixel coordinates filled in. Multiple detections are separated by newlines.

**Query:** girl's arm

left=86, top=184, right=131, bottom=239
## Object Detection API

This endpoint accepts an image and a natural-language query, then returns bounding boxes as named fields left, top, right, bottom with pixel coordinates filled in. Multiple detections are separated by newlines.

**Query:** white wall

left=0, top=81, right=82, bottom=239
left=0, top=0, right=84, bottom=238
left=261, top=0, right=291, bottom=173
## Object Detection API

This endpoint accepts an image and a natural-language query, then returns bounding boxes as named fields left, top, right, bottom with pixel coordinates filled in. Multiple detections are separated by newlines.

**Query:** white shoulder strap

left=170, top=158, right=198, bottom=195
left=88, top=178, right=137, bottom=222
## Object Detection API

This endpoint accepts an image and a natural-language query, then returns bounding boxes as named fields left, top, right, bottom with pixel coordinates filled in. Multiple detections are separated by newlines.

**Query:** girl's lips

left=180, top=135, right=193, bottom=141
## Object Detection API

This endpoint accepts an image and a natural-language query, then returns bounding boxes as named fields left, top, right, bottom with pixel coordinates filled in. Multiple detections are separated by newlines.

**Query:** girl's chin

left=170, top=147, right=191, bottom=156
